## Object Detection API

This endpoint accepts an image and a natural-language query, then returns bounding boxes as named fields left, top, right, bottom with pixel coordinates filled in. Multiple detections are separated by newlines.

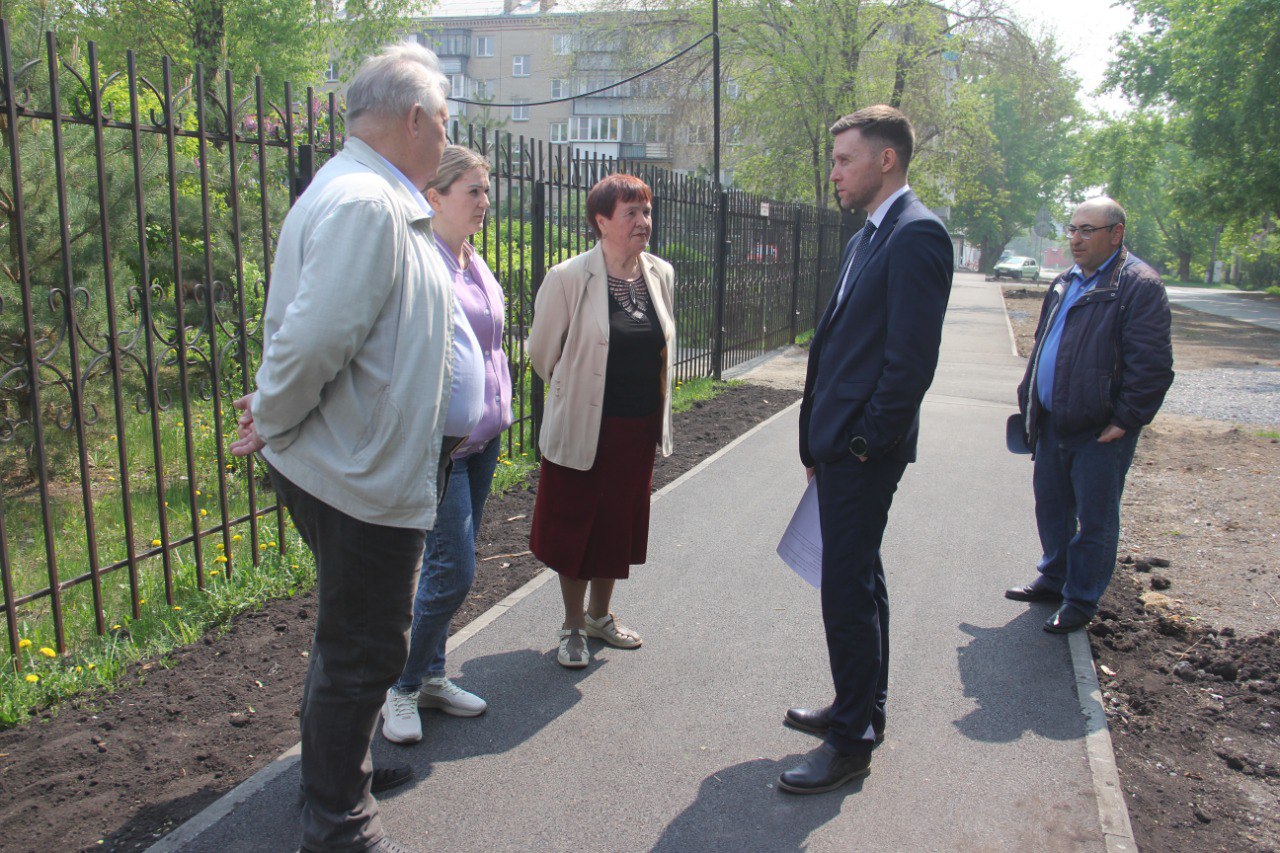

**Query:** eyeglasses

left=1065, top=223, right=1119, bottom=240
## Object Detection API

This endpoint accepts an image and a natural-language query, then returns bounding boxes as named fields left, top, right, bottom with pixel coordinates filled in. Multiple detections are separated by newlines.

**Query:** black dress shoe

left=785, top=705, right=885, bottom=747
left=1005, top=578, right=1063, bottom=602
left=371, top=764, right=413, bottom=793
left=1043, top=605, right=1092, bottom=634
left=778, top=743, right=871, bottom=794
left=784, top=705, right=832, bottom=736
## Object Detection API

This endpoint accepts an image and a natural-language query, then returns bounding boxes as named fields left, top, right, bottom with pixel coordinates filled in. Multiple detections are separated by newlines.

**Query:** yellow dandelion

left=107, top=475, right=115, bottom=482
left=110, top=434, right=117, bottom=441
left=232, top=534, right=242, bottom=542
left=88, top=663, right=96, bottom=669
left=111, top=624, right=121, bottom=630
left=25, top=674, right=38, bottom=683
left=38, top=647, right=56, bottom=658
left=214, top=555, right=227, bottom=564
left=151, top=539, right=162, bottom=547
left=164, top=501, right=169, bottom=507
left=216, top=543, right=224, bottom=550
left=139, top=598, right=146, bottom=604
left=267, top=541, right=277, bottom=548
left=259, top=543, right=267, bottom=551
left=195, top=489, right=201, bottom=496
left=291, top=564, right=299, bottom=570
left=209, top=569, right=220, bottom=577
left=200, top=509, right=208, bottom=517
left=173, top=606, right=182, bottom=611
left=18, top=638, right=32, bottom=649
left=75, top=666, right=83, bottom=673
left=225, top=464, right=234, bottom=471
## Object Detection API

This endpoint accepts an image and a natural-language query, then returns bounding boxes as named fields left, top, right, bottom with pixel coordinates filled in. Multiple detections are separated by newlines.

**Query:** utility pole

left=710, top=0, right=729, bottom=378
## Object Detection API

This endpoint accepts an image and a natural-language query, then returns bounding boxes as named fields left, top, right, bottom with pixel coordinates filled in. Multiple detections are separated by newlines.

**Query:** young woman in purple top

left=382, top=146, right=514, bottom=745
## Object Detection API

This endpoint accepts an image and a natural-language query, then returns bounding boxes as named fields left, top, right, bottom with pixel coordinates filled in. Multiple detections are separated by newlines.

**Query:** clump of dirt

left=0, top=383, right=799, bottom=853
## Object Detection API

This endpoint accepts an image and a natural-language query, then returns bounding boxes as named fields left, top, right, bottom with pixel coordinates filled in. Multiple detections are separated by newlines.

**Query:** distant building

left=411, top=0, right=708, bottom=172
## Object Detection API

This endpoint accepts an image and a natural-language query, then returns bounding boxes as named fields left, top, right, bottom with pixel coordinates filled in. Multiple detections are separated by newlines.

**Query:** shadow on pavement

left=652, top=756, right=848, bottom=852
left=373, top=647, right=597, bottom=793
left=953, top=609, right=1084, bottom=744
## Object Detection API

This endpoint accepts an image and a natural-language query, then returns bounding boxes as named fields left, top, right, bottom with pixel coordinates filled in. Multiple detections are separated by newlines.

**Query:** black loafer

left=784, top=705, right=833, bottom=736
left=778, top=743, right=871, bottom=794
left=784, top=706, right=884, bottom=748
left=1043, top=605, right=1092, bottom=634
left=1005, top=579, right=1063, bottom=602
left=371, top=764, right=413, bottom=793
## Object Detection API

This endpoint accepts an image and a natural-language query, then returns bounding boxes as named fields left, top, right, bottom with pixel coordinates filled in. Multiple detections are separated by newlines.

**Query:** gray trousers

left=269, top=465, right=426, bottom=852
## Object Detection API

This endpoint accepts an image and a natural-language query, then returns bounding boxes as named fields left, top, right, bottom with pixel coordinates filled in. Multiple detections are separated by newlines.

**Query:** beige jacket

left=255, top=138, right=454, bottom=529
left=528, top=243, right=675, bottom=470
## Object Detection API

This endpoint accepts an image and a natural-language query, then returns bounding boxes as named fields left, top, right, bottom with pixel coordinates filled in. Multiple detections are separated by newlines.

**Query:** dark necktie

left=837, top=221, right=877, bottom=306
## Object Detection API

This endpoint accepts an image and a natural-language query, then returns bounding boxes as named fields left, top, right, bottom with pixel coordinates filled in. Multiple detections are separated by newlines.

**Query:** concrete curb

left=150, top=397, right=804, bottom=852
left=1069, top=629, right=1139, bottom=853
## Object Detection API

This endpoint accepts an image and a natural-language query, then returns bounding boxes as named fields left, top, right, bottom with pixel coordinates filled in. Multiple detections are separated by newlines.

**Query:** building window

left=475, top=36, right=494, bottom=57
left=726, top=79, right=740, bottom=100
left=513, top=55, right=530, bottom=77
left=324, top=61, right=339, bottom=83
left=551, top=78, right=568, bottom=99
left=552, top=34, right=573, bottom=55
left=447, top=74, right=467, bottom=100
left=472, top=79, right=494, bottom=100
left=624, top=117, right=662, bottom=143
left=571, top=116, right=621, bottom=142
left=687, top=124, right=709, bottom=145
left=512, top=98, right=530, bottom=121
left=550, top=121, right=568, bottom=143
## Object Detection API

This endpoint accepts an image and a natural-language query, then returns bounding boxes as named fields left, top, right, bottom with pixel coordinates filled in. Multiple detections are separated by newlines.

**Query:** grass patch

left=1, top=542, right=314, bottom=730
left=1255, top=429, right=1280, bottom=439
left=795, top=329, right=814, bottom=346
left=672, top=377, right=737, bottom=413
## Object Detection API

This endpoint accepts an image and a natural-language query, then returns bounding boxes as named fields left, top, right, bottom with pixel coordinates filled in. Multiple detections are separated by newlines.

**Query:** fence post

left=789, top=206, right=803, bottom=344
left=294, top=143, right=314, bottom=197
left=530, top=179, right=547, bottom=458
left=711, top=188, right=729, bottom=379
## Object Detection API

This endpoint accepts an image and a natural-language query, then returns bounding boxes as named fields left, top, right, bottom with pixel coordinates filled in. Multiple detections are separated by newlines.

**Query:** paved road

left=159, top=277, right=1125, bottom=852
left=1163, top=286, right=1280, bottom=332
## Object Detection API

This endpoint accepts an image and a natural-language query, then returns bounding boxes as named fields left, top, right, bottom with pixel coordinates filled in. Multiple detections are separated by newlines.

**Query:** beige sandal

left=557, top=628, right=590, bottom=668
left=584, top=612, right=643, bottom=649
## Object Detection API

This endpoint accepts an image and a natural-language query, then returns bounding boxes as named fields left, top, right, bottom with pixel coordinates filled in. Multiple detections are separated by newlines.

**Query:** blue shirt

left=1036, top=249, right=1121, bottom=410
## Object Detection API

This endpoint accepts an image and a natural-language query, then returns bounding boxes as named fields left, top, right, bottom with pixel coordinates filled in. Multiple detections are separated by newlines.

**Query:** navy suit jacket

left=799, top=190, right=953, bottom=466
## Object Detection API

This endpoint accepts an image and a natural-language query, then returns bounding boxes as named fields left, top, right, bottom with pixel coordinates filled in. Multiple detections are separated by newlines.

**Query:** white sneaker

left=381, top=688, right=423, bottom=743
left=418, top=676, right=488, bottom=717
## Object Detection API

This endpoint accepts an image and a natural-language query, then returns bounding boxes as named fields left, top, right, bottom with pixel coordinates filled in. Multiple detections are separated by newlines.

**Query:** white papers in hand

left=776, top=478, right=822, bottom=588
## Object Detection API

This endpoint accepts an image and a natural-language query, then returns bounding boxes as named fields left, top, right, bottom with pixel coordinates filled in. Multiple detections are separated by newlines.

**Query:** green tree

left=1106, top=0, right=1280, bottom=222
left=946, top=31, right=1081, bottom=272
left=1076, top=112, right=1217, bottom=281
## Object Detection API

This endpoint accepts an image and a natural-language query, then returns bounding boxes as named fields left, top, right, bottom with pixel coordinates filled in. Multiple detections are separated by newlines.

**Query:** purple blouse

left=436, top=235, right=514, bottom=458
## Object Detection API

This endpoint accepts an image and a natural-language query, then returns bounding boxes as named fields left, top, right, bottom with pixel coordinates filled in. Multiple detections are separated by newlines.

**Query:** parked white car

left=992, top=256, right=1040, bottom=281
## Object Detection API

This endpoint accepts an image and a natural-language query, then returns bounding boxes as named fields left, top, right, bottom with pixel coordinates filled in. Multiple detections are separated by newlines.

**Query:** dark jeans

left=268, top=465, right=426, bottom=852
left=394, top=437, right=501, bottom=692
left=1032, top=416, right=1141, bottom=617
left=814, top=453, right=908, bottom=755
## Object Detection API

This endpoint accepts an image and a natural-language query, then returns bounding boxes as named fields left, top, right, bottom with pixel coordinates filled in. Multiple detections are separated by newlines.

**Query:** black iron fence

left=0, top=27, right=843, bottom=660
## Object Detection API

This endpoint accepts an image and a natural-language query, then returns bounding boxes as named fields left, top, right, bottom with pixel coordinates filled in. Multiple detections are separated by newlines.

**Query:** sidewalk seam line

left=1068, top=628, right=1139, bottom=852
left=151, top=395, right=803, bottom=851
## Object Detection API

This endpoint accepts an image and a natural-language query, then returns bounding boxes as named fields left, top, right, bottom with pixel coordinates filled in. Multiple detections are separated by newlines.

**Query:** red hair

left=586, top=174, right=652, bottom=237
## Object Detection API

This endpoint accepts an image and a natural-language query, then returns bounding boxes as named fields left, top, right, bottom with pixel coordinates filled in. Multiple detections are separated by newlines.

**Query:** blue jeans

left=393, top=437, right=502, bottom=693
left=1032, top=416, right=1140, bottom=617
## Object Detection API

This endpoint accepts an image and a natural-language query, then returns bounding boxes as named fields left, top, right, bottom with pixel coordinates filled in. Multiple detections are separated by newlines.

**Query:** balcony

left=620, top=143, right=671, bottom=161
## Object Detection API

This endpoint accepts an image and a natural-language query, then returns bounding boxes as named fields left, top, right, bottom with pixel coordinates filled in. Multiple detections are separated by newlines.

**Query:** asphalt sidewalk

left=156, top=275, right=1132, bottom=852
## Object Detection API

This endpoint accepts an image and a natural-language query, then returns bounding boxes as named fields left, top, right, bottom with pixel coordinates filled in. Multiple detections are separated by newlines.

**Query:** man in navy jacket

left=1007, top=197, right=1174, bottom=634
left=782, top=106, right=953, bottom=794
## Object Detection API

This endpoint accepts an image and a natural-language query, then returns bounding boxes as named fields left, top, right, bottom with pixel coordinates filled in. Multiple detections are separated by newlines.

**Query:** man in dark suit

left=781, top=105, right=953, bottom=794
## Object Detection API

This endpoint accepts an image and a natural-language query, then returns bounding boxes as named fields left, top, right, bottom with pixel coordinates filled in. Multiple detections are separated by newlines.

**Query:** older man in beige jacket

left=230, top=43, right=452, bottom=853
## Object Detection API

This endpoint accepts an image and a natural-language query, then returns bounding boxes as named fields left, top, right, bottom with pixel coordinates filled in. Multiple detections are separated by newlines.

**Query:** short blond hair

left=426, top=145, right=491, bottom=196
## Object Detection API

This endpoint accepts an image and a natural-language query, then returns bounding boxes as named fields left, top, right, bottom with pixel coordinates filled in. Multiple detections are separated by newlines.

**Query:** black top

left=603, top=275, right=664, bottom=418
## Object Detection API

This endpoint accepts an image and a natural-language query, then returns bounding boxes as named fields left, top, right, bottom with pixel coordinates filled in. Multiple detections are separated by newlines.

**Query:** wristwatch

left=848, top=435, right=868, bottom=457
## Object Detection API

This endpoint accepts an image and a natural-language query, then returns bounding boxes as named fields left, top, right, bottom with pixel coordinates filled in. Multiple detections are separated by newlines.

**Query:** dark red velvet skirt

left=529, top=413, right=659, bottom=580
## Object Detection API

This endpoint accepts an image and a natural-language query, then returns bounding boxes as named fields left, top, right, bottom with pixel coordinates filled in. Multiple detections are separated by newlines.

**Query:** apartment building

left=413, top=0, right=710, bottom=172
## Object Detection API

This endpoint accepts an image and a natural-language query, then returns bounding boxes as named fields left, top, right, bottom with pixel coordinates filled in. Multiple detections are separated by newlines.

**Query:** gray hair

left=345, top=42, right=448, bottom=123
left=426, top=145, right=491, bottom=196
left=1079, top=196, right=1127, bottom=226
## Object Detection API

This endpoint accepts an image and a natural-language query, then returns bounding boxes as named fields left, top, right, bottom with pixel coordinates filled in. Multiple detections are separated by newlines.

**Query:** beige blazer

left=528, top=243, right=675, bottom=470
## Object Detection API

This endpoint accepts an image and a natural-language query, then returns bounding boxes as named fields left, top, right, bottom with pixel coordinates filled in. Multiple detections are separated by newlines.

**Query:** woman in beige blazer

left=527, top=174, right=676, bottom=669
